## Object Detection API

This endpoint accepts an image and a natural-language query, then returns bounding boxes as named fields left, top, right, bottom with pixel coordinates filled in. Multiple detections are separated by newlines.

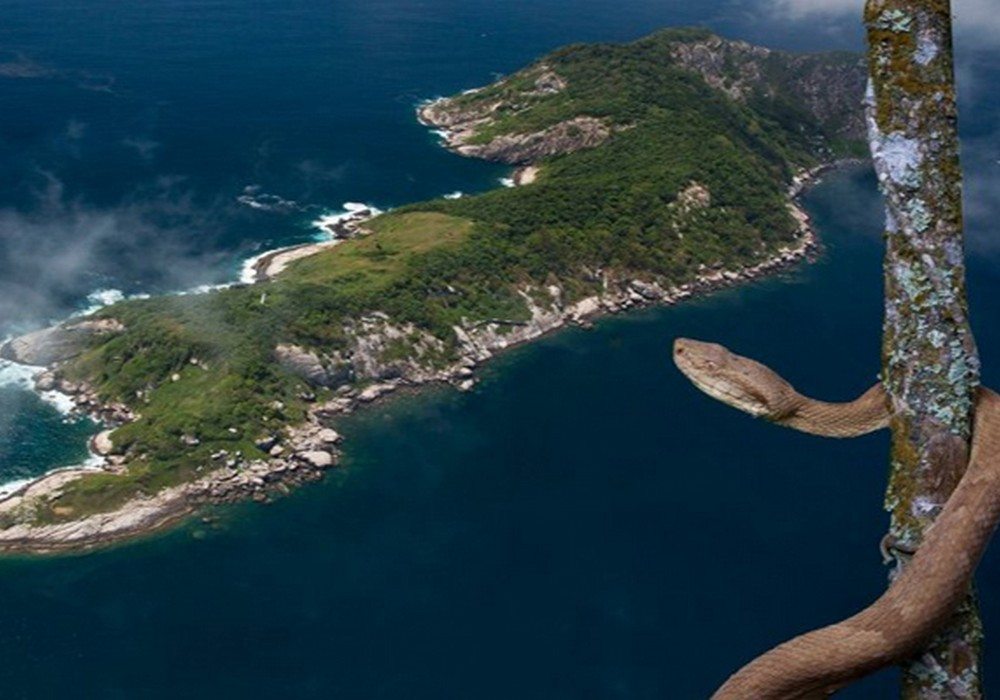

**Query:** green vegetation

left=47, top=28, right=864, bottom=520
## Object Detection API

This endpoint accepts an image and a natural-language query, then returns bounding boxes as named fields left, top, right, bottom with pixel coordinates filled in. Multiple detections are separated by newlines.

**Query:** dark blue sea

left=0, top=1, right=997, bottom=697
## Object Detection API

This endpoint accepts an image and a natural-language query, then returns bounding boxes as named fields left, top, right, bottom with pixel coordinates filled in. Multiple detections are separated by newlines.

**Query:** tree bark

left=865, top=1, right=982, bottom=696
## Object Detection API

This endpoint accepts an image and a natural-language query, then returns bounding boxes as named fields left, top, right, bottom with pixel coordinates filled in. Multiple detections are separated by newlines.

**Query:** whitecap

left=500, top=177, right=516, bottom=188
left=0, top=477, right=36, bottom=500
left=310, top=202, right=383, bottom=240
left=443, top=191, right=464, bottom=200
left=0, top=359, right=77, bottom=415
left=236, top=185, right=301, bottom=213
left=74, top=288, right=125, bottom=317
left=238, top=249, right=272, bottom=285
left=0, top=454, right=106, bottom=501
left=0, top=359, right=40, bottom=390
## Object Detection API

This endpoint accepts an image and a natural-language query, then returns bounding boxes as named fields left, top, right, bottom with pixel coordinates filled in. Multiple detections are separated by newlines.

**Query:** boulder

left=255, top=435, right=279, bottom=452
left=91, top=430, right=115, bottom=456
left=299, top=450, right=335, bottom=469
left=315, top=428, right=342, bottom=446
left=273, top=344, right=350, bottom=388
left=0, top=319, right=124, bottom=366
left=34, top=372, right=57, bottom=392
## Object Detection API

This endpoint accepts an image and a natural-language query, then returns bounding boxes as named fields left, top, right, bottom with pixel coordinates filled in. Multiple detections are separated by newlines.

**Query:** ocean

left=0, top=0, right=997, bottom=697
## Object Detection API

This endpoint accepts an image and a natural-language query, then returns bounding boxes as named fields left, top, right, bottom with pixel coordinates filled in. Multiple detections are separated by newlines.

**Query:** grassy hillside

left=39, top=29, right=865, bottom=520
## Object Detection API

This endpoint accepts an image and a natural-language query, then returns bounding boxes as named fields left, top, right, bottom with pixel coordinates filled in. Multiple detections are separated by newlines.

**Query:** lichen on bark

left=865, top=0, right=982, bottom=696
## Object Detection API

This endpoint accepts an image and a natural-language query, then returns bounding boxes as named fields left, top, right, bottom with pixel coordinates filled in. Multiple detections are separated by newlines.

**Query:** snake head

left=672, top=338, right=796, bottom=420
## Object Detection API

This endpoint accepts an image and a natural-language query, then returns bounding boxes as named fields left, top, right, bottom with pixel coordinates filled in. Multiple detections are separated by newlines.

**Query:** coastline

left=0, top=157, right=850, bottom=554
left=241, top=203, right=381, bottom=283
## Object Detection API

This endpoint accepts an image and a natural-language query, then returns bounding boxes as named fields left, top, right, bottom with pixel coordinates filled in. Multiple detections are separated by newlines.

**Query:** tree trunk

left=865, top=1, right=982, bottom=696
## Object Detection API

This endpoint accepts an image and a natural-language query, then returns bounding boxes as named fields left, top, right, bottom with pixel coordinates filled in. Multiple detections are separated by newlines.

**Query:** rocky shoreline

left=0, top=158, right=847, bottom=554
left=418, top=84, right=616, bottom=167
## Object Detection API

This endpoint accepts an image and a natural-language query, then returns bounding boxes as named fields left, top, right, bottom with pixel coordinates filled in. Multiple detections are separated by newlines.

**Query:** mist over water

left=0, top=0, right=996, bottom=697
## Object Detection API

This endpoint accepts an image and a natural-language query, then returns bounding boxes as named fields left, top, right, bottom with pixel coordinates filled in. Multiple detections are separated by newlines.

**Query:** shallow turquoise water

left=0, top=1, right=997, bottom=697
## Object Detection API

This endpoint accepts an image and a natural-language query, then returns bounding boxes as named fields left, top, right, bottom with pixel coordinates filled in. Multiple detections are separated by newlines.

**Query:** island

left=0, top=28, right=866, bottom=552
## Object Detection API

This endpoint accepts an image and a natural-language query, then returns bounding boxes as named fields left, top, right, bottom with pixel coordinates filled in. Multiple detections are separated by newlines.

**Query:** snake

left=672, top=338, right=1000, bottom=699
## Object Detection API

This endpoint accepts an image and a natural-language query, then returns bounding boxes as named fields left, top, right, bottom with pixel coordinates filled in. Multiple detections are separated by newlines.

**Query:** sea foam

left=309, top=201, right=383, bottom=239
left=0, top=359, right=76, bottom=415
left=237, top=202, right=383, bottom=285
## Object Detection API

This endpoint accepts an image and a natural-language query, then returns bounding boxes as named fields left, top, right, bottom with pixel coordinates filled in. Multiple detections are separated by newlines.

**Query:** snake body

left=672, top=338, right=1000, bottom=699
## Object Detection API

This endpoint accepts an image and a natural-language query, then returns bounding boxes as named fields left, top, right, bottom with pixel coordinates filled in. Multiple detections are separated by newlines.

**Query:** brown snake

left=672, top=338, right=1000, bottom=699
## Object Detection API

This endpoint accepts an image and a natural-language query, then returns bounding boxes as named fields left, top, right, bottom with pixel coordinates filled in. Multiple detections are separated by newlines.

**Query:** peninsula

left=0, top=28, right=866, bottom=552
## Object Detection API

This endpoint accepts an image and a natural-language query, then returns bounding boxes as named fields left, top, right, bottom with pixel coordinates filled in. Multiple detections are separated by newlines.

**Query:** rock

left=358, top=384, right=393, bottom=402
left=35, top=372, right=56, bottom=392
left=315, top=428, right=342, bottom=446
left=568, top=296, right=601, bottom=320
left=458, top=379, right=475, bottom=392
left=255, top=435, right=279, bottom=452
left=181, top=434, right=201, bottom=447
left=0, top=319, right=124, bottom=366
left=269, top=445, right=285, bottom=457
left=454, top=116, right=613, bottom=165
left=629, top=280, right=663, bottom=301
left=274, top=344, right=350, bottom=388
left=58, top=379, right=82, bottom=395
left=298, top=450, right=335, bottom=469
left=91, top=430, right=115, bottom=456
left=533, top=69, right=567, bottom=95
left=170, top=373, right=181, bottom=382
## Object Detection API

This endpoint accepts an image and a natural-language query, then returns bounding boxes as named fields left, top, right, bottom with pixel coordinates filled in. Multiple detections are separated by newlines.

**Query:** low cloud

left=122, top=137, right=161, bottom=161
left=0, top=172, right=231, bottom=334
left=962, top=136, right=1000, bottom=257
left=0, top=50, right=117, bottom=95
left=762, top=0, right=1000, bottom=46
left=0, top=52, right=56, bottom=80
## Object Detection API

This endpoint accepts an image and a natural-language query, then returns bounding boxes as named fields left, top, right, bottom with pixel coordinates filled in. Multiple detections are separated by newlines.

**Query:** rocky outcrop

left=0, top=319, right=124, bottom=366
left=274, top=344, right=351, bottom=388
left=419, top=62, right=615, bottom=166
left=347, top=314, right=449, bottom=382
left=668, top=35, right=867, bottom=142
left=668, top=36, right=771, bottom=102
left=452, top=117, right=612, bottom=165
left=275, top=316, right=450, bottom=389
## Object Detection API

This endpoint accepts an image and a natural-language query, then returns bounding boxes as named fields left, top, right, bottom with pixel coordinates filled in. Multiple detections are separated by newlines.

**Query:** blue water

left=0, top=1, right=997, bottom=697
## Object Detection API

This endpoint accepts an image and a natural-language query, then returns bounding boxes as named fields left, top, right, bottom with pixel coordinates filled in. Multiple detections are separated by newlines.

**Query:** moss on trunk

left=865, top=1, right=982, bottom=696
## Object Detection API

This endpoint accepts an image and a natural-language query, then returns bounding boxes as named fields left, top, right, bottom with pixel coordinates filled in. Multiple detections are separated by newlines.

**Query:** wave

left=0, top=452, right=106, bottom=500
left=443, top=191, right=464, bottom=200
left=0, top=359, right=76, bottom=414
left=238, top=249, right=272, bottom=285
left=500, top=177, right=516, bottom=188
left=237, top=185, right=302, bottom=214
left=236, top=202, right=383, bottom=285
left=310, top=202, right=383, bottom=239
left=74, top=288, right=126, bottom=317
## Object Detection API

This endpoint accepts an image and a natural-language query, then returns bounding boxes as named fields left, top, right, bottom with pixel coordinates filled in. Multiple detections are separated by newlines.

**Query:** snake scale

left=672, top=338, right=1000, bottom=699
